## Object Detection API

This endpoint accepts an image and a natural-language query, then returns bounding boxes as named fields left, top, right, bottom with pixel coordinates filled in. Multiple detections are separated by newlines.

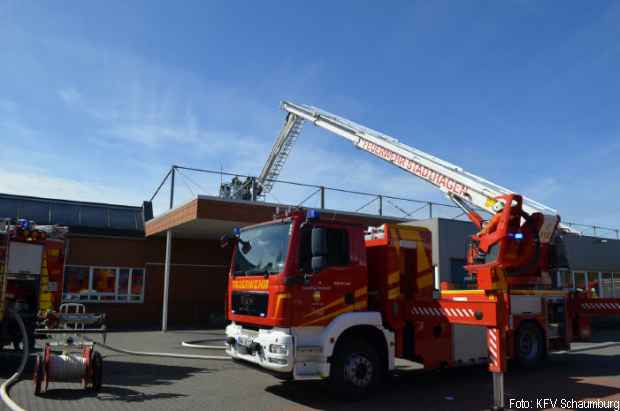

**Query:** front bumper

left=225, top=323, right=294, bottom=374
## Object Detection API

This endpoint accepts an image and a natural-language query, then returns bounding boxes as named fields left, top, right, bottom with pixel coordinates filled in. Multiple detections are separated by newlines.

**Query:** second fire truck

left=0, top=219, right=67, bottom=350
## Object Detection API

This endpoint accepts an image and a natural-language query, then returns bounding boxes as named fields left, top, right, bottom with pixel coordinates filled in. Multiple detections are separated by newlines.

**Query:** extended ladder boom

left=281, top=101, right=559, bottom=219
left=258, top=113, right=304, bottom=194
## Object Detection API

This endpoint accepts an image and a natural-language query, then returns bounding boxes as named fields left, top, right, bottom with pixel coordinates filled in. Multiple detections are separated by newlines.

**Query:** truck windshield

left=233, top=222, right=291, bottom=276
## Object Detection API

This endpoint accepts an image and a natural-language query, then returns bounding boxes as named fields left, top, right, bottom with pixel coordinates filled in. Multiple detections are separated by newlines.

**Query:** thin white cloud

left=0, top=166, right=142, bottom=206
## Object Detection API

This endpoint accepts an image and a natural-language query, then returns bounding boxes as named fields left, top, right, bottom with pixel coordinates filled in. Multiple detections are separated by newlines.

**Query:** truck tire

left=515, top=322, right=545, bottom=368
left=329, top=339, right=381, bottom=399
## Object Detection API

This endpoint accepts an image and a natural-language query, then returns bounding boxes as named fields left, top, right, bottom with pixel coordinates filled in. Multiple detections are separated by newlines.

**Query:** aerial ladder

left=280, top=101, right=563, bottom=225
left=219, top=114, right=304, bottom=201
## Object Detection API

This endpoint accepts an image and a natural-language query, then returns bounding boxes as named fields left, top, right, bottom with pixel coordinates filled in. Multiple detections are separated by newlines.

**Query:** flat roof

left=145, top=195, right=406, bottom=239
left=0, top=192, right=143, bottom=233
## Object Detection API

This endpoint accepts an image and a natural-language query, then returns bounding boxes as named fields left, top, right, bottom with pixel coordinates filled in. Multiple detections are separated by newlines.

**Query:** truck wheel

left=515, top=322, right=545, bottom=368
left=330, top=339, right=380, bottom=398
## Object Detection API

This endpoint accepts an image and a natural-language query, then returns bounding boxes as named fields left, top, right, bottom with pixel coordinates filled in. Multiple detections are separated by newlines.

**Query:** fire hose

left=83, top=336, right=230, bottom=360
left=1, top=325, right=230, bottom=411
left=181, top=338, right=226, bottom=350
left=0, top=309, right=29, bottom=411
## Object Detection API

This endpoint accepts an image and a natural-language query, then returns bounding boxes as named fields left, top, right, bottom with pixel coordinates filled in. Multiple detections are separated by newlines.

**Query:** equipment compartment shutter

left=7, top=242, right=44, bottom=275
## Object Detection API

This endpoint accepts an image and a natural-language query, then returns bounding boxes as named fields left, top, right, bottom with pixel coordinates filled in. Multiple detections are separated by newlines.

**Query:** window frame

left=62, top=265, right=145, bottom=304
left=297, top=225, right=351, bottom=272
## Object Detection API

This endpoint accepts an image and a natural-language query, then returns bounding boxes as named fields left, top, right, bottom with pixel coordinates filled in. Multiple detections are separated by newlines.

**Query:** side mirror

left=311, top=227, right=328, bottom=256
left=311, top=255, right=327, bottom=273
left=310, top=227, right=328, bottom=273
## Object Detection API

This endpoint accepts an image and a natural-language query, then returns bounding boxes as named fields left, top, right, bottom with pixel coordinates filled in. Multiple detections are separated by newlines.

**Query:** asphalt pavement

left=1, top=327, right=619, bottom=411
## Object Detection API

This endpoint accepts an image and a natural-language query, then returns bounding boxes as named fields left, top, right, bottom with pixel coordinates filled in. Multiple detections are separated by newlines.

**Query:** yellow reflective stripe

left=387, top=271, right=400, bottom=285
left=354, top=286, right=368, bottom=298
left=387, top=287, right=400, bottom=300
left=274, top=293, right=291, bottom=317
left=416, top=273, right=434, bottom=289
left=301, top=300, right=368, bottom=326
left=304, top=296, right=344, bottom=318
left=441, top=289, right=486, bottom=296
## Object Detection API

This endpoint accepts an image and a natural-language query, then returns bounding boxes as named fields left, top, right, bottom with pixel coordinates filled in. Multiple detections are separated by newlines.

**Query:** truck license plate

left=237, top=335, right=253, bottom=348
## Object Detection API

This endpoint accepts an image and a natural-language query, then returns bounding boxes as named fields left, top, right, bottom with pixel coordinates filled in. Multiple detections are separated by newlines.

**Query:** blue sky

left=0, top=1, right=618, bottom=229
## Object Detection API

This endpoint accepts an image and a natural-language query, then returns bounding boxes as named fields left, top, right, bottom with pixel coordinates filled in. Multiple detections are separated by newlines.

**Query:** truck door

left=290, top=223, right=366, bottom=326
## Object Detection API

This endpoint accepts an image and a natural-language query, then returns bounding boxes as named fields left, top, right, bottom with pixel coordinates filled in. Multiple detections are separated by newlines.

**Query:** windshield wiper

left=245, top=268, right=269, bottom=276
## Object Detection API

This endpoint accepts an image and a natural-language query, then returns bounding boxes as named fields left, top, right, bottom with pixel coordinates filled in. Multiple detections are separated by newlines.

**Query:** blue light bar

left=514, top=233, right=524, bottom=240
left=306, top=209, right=320, bottom=220
left=233, top=227, right=241, bottom=236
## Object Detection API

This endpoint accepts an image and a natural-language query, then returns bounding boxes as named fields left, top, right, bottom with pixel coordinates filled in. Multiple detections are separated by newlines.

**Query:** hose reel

left=34, top=344, right=102, bottom=395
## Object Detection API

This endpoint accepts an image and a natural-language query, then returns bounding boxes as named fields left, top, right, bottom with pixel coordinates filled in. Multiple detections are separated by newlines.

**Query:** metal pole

left=162, top=166, right=176, bottom=332
left=162, top=230, right=172, bottom=332
left=251, top=177, right=256, bottom=202
left=378, top=195, right=383, bottom=216
left=170, top=167, right=175, bottom=209
left=492, top=372, right=505, bottom=411
left=320, top=186, right=325, bottom=209
left=428, top=202, right=433, bottom=218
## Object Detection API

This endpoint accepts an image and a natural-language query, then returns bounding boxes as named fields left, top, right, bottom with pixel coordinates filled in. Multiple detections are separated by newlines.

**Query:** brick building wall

left=65, top=234, right=231, bottom=328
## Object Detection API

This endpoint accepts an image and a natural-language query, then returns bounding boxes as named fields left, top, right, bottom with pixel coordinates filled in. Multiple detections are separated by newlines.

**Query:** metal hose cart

left=33, top=306, right=107, bottom=395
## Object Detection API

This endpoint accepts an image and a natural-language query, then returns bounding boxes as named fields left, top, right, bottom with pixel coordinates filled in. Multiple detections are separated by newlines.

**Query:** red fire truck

left=224, top=102, right=620, bottom=408
left=0, top=219, right=67, bottom=350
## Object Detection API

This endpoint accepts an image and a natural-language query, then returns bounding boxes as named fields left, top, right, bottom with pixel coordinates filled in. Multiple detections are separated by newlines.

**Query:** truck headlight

left=269, top=344, right=288, bottom=355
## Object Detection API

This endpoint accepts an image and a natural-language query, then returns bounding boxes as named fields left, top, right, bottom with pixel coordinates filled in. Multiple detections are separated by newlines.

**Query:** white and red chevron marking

left=411, top=306, right=475, bottom=318
left=487, top=329, right=500, bottom=368
left=581, top=302, right=620, bottom=311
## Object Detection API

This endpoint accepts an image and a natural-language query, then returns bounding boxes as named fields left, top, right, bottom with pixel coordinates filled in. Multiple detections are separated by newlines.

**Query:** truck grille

left=231, top=292, right=269, bottom=317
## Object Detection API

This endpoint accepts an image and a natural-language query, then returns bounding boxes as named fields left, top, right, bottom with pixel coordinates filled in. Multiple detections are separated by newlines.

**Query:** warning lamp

left=18, top=219, right=29, bottom=230
left=306, top=209, right=320, bottom=220
left=233, top=227, right=241, bottom=236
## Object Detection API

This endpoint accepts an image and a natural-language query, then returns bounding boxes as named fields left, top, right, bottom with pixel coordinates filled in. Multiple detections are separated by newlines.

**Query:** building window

left=92, top=267, right=116, bottom=301
left=63, top=266, right=145, bottom=303
left=63, top=266, right=90, bottom=300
